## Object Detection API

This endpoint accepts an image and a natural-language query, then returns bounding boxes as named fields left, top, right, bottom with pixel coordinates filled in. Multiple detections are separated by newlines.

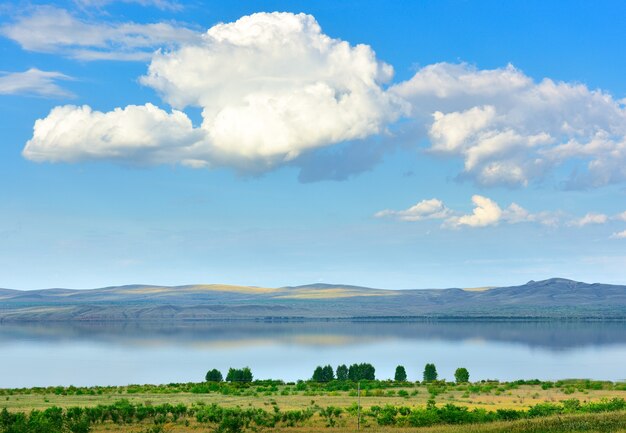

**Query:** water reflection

left=1, top=321, right=625, bottom=387
left=1, top=320, right=624, bottom=350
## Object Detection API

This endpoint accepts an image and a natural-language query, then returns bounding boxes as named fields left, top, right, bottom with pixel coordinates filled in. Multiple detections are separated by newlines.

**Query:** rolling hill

left=0, top=278, right=624, bottom=321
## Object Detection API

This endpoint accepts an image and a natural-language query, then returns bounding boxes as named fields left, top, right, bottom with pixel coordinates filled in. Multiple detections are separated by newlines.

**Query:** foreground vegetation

left=1, top=396, right=626, bottom=432
left=2, top=378, right=626, bottom=432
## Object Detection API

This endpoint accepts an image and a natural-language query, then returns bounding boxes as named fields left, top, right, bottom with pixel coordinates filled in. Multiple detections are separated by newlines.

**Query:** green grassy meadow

left=2, top=379, right=626, bottom=432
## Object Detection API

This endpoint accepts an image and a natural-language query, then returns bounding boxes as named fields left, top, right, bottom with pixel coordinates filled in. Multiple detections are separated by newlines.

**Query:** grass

left=2, top=380, right=625, bottom=413
left=2, top=380, right=626, bottom=432
left=78, top=412, right=626, bottom=432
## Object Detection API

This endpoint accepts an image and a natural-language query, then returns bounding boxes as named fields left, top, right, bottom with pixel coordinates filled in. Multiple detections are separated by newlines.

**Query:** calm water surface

left=0, top=321, right=625, bottom=387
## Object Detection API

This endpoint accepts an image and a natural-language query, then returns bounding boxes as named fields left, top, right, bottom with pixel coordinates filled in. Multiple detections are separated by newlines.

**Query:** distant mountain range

left=0, top=278, right=625, bottom=321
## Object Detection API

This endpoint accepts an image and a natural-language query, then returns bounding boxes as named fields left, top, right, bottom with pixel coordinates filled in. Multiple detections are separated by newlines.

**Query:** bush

left=318, top=406, right=343, bottom=427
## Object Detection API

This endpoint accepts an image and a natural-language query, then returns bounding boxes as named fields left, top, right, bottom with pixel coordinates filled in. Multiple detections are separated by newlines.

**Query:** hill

left=0, top=278, right=624, bottom=321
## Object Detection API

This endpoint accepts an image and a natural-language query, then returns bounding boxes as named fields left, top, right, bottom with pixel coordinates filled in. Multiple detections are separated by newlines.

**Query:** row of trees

left=205, top=367, right=253, bottom=383
left=311, top=364, right=470, bottom=383
left=206, top=364, right=469, bottom=384
left=312, top=363, right=376, bottom=382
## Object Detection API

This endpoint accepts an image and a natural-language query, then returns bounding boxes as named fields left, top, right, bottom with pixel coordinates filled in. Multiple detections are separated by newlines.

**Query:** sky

left=1, top=0, right=625, bottom=290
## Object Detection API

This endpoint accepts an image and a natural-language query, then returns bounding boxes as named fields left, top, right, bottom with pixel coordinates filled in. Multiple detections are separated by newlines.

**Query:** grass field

left=0, top=380, right=626, bottom=433
left=54, top=411, right=626, bottom=433
left=2, top=380, right=626, bottom=432
left=3, top=380, right=626, bottom=412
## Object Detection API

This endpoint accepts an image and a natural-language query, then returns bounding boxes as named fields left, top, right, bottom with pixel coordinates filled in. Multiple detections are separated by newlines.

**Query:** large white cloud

left=16, top=13, right=626, bottom=187
left=23, top=12, right=407, bottom=170
left=23, top=104, right=202, bottom=165
left=392, top=63, right=626, bottom=188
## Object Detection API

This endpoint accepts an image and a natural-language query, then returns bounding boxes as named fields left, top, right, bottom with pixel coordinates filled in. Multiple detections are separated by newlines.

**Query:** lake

left=1, top=321, right=625, bottom=388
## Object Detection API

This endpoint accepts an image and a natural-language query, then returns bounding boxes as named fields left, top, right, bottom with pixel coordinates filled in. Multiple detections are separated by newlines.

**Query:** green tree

left=205, top=369, right=223, bottom=382
left=454, top=367, right=470, bottom=383
left=312, top=365, right=335, bottom=382
left=336, top=364, right=348, bottom=381
left=423, top=363, right=438, bottom=382
left=226, top=367, right=253, bottom=383
left=394, top=365, right=407, bottom=382
left=312, top=366, right=324, bottom=382
left=348, top=363, right=375, bottom=381
left=322, top=365, right=335, bottom=382
left=240, top=367, right=253, bottom=382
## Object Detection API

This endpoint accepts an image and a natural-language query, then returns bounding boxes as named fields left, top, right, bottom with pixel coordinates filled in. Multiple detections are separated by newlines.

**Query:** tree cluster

left=312, top=365, right=335, bottom=382
left=348, top=363, right=376, bottom=381
left=225, top=367, right=253, bottom=383
left=311, top=363, right=376, bottom=382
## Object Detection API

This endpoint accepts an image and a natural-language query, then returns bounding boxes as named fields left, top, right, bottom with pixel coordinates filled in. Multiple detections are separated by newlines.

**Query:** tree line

left=205, top=367, right=252, bottom=383
left=204, top=364, right=470, bottom=384
left=310, top=363, right=470, bottom=384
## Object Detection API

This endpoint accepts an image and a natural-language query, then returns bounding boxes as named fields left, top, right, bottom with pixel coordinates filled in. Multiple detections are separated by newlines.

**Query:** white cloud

left=392, top=63, right=626, bottom=188
left=0, top=6, right=200, bottom=61
left=444, top=195, right=502, bottom=228
left=73, top=0, right=182, bottom=11
left=569, top=213, right=609, bottom=227
left=23, top=104, right=203, bottom=165
left=614, top=211, right=626, bottom=222
left=0, top=68, right=73, bottom=98
left=379, top=196, right=561, bottom=229
left=502, top=203, right=561, bottom=227
left=375, top=198, right=451, bottom=221
left=611, top=230, right=626, bottom=239
left=23, top=12, right=408, bottom=171
left=13, top=12, right=626, bottom=187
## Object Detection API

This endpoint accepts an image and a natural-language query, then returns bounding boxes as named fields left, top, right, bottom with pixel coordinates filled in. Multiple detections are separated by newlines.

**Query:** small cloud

left=375, top=198, right=451, bottom=222
left=73, top=0, right=183, bottom=12
left=613, top=211, right=626, bottom=222
left=610, top=230, right=626, bottom=239
left=569, top=213, right=609, bottom=227
left=444, top=195, right=502, bottom=228
left=378, top=195, right=563, bottom=229
left=0, top=68, right=73, bottom=98
left=503, top=203, right=560, bottom=227
left=1, top=6, right=200, bottom=61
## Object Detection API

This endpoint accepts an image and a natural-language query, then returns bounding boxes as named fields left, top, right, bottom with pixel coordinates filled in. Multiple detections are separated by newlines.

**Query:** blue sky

left=1, top=0, right=625, bottom=290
